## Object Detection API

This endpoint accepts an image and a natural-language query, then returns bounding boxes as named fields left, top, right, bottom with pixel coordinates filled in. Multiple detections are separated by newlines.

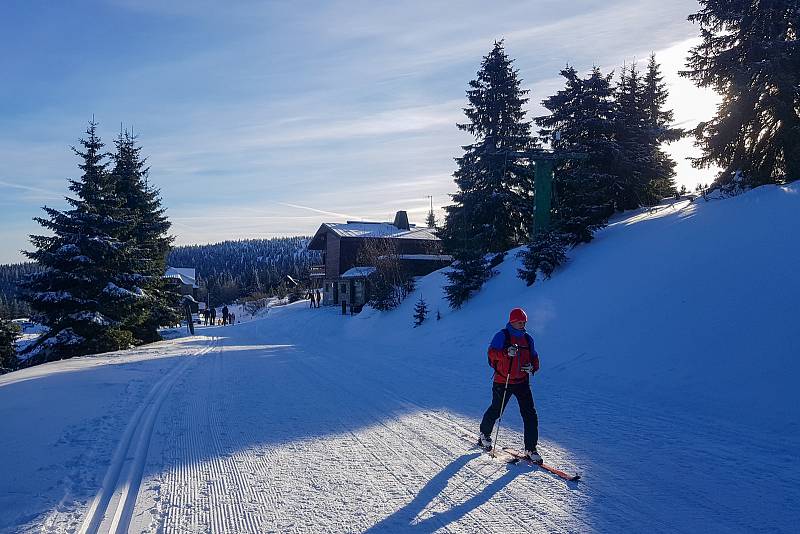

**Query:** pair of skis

left=463, top=435, right=580, bottom=482
left=498, top=447, right=581, bottom=481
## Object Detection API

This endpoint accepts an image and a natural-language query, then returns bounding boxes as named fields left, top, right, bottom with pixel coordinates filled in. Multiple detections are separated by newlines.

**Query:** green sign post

left=495, top=148, right=586, bottom=237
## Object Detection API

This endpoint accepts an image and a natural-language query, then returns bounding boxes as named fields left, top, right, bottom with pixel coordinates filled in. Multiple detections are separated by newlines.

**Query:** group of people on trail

left=307, top=289, right=322, bottom=308
left=478, top=307, right=542, bottom=464
left=201, top=305, right=236, bottom=326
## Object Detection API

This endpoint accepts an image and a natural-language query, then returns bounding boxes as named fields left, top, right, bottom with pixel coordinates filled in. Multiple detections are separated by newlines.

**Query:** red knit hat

left=509, top=308, right=528, bottom=323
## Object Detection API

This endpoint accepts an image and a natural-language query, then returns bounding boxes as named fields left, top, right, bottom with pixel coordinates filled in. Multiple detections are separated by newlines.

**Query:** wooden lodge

left=307, top=211, right=452, bottom=312
left=164, top=266, right=200, bottom=312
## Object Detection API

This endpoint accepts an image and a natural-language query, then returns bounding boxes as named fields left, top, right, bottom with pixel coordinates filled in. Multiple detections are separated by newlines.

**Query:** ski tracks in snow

left=133, top=326, right=588, bottom=533
left=76, top=337, right=217, bottom=534
left=34, top=317, right=590, bottom=533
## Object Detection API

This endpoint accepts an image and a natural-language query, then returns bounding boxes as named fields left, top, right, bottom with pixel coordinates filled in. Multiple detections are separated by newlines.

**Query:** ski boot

left=525, top=448, right=543, bottom=464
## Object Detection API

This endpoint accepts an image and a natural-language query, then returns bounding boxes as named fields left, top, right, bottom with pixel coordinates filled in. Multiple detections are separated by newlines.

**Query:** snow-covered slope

left=0, top=184, right=797, bottom=533
left=371, top=183, right=800, bottom=434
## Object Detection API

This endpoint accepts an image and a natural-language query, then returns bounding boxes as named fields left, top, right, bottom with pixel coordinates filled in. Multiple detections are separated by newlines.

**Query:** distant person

left=315, top=289, right=322, bottom=308
left=309, top=291, right=315, bottom=308
left=230, top=312, right=236, bottom=324
left=202, top=308, right=209, bottom=326
left=210, top=307, right=217, bottom=326
left=222, top=305, right=229, bottom=325
left=478, top=307, right=542, bottom=464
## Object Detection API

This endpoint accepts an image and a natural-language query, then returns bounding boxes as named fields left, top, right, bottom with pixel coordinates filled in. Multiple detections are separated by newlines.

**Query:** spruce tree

left=0, top=316, right=19, bottom=373
left=110, top=130, right=180, bottom=341
left=425, top=208, right=436, bottom=229
left=613, top=58, right=680, bottom=209
left=444, top=250, right=491, bottom=309
left=536, top=66, right=618, bottom=244
left=440, top=41, right=536, bottom=308
left=440, top=40, right=537, bottom=255
left=517, top=229, right=568, bottom=286
left=413, top=295, right=428, bottom=327
left=682, top=0, right=800, bottom=186
left=22, top=122, right=140, bottom=364
left=613, top=63, right=653, bottom=210
left=641, top=54, right=682, bottom=198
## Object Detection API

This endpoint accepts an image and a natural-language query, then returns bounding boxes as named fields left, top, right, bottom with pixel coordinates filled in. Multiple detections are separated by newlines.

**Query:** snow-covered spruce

left=21, top=121, right=178, bottom=364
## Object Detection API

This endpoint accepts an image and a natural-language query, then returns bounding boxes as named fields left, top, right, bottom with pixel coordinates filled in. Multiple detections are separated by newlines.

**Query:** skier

left=222, top=305, right=229, bottom=325
left=478, top=307, right=542, bottom=463
left=209, top=307, right=217, bottom=325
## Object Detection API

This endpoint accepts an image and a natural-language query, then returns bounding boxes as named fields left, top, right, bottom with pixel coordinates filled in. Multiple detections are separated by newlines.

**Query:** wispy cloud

left=276, top=203, right=358, bottom=220
left=0, top=178, right=64, bottom=202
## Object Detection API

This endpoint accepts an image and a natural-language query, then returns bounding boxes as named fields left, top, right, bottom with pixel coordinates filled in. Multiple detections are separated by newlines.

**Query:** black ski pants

left=479, top=381, right=538, bottom=451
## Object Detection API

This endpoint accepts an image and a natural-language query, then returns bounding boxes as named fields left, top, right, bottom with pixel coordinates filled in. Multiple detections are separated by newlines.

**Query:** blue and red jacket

left=488, top=323, right=540, bottom=384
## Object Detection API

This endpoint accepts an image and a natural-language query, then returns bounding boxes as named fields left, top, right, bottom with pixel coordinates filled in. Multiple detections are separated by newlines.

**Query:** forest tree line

left=0, top=237, right=320, bottom=319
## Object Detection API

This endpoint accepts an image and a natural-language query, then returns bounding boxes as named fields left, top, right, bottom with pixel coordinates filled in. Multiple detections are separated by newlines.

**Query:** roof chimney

left=393, top=210, right=410, bottom=230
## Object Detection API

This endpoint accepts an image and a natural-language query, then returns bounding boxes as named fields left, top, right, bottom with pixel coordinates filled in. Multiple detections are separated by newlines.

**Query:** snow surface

left=1, top=184, right=798, bottom=533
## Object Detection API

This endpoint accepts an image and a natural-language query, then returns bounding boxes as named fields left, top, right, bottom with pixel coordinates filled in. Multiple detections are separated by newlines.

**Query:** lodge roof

left=307, top=221, right=439, bottom=250
left=165, top=267, right=199, bottom=288
left=340, top=266, right=377, bottom=279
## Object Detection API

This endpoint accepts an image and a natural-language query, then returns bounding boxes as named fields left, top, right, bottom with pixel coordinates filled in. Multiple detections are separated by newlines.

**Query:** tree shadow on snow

left=364, top=452, right=522, bottom=533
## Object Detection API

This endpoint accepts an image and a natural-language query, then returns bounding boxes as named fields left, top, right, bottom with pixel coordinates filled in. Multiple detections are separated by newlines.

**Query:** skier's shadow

left=363, top=451, right=522, bottom=533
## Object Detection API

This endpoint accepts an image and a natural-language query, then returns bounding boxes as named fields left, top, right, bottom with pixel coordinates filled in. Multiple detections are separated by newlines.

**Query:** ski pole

left=490, top=350, right=514, bottom=458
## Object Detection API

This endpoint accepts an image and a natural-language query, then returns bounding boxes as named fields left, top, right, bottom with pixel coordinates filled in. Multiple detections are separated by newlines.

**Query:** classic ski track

left=106, top=339, right=216, bottom=534
left=306, top=365, right=566, bottom=533
left=77, top=337, right=216, bottom=534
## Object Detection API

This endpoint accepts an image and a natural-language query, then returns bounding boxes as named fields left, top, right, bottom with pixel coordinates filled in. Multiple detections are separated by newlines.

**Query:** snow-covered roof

left=395, top=254, right=453, bottom=262
left=308, top=222, right=438, bottom=250
left=328, top=222, right=436, bottom=239
left=340, top=266, right=377, bottom=279
left=165, top=267, right=199, bottom=288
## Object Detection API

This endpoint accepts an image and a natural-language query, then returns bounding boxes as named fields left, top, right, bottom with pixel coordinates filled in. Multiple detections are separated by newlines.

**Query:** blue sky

left=0, top=0, right=717, bottom=263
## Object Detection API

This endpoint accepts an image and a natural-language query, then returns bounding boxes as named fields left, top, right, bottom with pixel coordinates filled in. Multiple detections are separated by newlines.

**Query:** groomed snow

left=1, top=183, right=798, bottom=533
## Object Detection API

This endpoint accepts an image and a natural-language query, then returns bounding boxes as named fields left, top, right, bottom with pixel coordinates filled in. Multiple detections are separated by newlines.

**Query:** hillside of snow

left=0, top=183, right=798, bottom=533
